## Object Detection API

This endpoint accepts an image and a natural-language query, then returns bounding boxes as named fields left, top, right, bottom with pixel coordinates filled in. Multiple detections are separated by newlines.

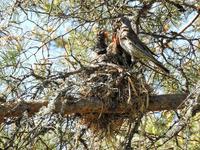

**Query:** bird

left=92, top=29, right=132, bottom=67
left=93, top=29, right=109, bottom=55
left=91, top=29, right=110, bottom=63
left=106, top=32, right=132, bottom=67
left=113, top=16, right=170, bottom=74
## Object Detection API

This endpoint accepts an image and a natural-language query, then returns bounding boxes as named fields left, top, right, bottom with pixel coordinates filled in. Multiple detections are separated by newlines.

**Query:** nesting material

left=79, top=63, right=153, bottom=133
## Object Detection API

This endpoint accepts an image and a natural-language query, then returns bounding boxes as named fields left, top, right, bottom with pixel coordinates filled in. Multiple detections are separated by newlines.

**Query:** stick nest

left=79, top=63, right=153, bottom=133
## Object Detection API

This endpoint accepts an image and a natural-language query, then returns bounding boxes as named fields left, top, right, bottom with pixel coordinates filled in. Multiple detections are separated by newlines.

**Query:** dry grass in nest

left=79, top=64, right=153, bottom=133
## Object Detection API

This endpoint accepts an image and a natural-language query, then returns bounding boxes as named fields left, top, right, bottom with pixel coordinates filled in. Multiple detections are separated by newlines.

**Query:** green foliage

left=0, top=50, right=19, bottom=67
left=0, top=0, right=199, bottom=149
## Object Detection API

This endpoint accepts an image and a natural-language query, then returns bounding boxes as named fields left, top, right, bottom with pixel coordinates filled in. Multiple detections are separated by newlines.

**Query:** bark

left=0, top=94, right=191, bottom=123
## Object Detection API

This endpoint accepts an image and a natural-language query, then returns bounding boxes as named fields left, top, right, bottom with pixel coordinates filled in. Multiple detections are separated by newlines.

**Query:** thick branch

left=0, top=94, right=192, bottom=123
left=53, top=94, right=188, bottom=115
left=147, top=94, right=188, bottom=111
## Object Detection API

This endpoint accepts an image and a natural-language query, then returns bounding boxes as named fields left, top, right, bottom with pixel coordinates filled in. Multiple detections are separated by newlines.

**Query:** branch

left=0, top=101, right=48, bottom=123
left=0, top=93, right=195, bottom=123
left=147, top=88, right=200, bottom=149
left=178, top=13, right=200, bottom=35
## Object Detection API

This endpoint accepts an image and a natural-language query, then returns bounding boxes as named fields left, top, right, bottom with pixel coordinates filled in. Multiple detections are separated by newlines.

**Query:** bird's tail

left=152, top=59, right=170, bottom=74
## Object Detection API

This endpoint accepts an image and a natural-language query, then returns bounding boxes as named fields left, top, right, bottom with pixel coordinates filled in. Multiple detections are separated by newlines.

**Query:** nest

left=79, top=63, right=153, bottom=133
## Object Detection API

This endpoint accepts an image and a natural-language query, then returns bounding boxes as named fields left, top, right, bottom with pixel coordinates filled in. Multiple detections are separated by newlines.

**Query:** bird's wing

left=128, top=31, right=157, bottom=57
left=119, top=31, right=169, bottom=74
left=119, top=32, right=157, bottom=62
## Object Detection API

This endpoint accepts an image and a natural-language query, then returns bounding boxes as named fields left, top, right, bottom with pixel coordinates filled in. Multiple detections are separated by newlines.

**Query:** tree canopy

left=0, top=0, right=200, bottom=149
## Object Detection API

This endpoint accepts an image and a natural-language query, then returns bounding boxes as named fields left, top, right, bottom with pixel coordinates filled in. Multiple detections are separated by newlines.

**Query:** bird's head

left=97, top=29, right=109, bottom=40
left=112, top=16, right=132, bottom=31
left=112, top=18, right=121, bottom=32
